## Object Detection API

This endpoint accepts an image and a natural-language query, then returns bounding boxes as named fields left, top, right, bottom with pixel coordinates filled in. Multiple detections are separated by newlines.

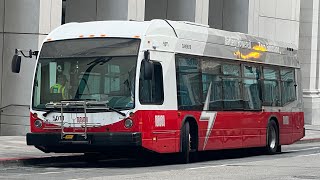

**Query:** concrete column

left=127, top=0, right=145, bottom=21
left=0, top=0, right=62, bottom=135
left=247, top=0, right=300, bottom=47
left=195, top=0, right=209, bottom=25
left=299, top=0, right=320, bottom=125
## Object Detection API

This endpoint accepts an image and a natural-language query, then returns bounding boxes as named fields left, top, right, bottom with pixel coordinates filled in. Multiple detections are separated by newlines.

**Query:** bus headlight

left=124, top=119, right=133, bottom=129
left=34, top=120, right=43, bottom=128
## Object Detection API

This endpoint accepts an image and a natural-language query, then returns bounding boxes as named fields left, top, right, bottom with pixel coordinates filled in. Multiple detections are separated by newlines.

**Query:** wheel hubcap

left=269, top=126, right=276, bottom=149
left=189, top=134, right=191, bottom=151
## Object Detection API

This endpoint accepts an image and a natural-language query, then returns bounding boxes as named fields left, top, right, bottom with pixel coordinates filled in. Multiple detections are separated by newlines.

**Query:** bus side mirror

left=143, top=59, right=153, bottom=80
left=12, top=54, right=22, bottom=73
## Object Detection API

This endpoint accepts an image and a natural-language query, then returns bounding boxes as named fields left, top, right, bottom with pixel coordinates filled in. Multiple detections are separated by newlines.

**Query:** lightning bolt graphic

left=200, top=82, right=217, bottom=150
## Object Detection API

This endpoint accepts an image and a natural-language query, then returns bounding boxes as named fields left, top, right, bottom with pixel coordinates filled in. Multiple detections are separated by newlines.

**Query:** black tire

left=180, top=121, right=190, bottom=164
left=266, top=120, right=279, bottom=154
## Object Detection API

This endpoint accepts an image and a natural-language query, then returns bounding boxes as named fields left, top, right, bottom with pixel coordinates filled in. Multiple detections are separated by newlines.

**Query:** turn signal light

left=32, top=113, right=38, bottom=119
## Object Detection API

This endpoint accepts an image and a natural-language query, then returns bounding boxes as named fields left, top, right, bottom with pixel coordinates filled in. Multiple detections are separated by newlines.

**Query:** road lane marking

left=286, top=147, right=320, bottom=152
left=186, top=164, right=226, bottom=170
left=38, top=171, right=62, bottom=175
left=296, top=152, right=320, bottom=157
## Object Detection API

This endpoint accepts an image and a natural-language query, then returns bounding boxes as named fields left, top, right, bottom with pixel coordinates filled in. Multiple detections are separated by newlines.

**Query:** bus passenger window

left=262, top=68, right=280, bottom=106
left=176, top=56, right=203, bottom=110
left=139, top=61, right=164, bottom=104
left=280, top=69, right=296, bottom=105
left=221, top=64, right=243, bottom=110
left=243, top=65, right=262, bottom=110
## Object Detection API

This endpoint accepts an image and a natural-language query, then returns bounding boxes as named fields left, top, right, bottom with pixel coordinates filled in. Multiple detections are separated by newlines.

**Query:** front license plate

left=63, top=134, right=74, bottom=140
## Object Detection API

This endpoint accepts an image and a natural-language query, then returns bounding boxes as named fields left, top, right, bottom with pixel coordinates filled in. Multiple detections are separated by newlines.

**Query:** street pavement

left=1, top=139, right=320, bottom=180
left=0, top=124, right=319, bottom=167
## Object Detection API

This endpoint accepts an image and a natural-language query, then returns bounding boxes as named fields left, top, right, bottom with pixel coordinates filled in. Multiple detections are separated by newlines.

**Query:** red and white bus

left=12, top=20, right=304, bottom=163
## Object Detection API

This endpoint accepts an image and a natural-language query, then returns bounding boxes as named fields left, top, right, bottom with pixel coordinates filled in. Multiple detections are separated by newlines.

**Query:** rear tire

left=265, top=120, right=280, bottom=154
left=180, top=121, right=190, bottom=163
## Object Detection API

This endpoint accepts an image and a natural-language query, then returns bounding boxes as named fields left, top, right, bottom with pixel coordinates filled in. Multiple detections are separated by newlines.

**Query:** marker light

left=124, top=119, right=133, bottom=129
left=32, top=113, right=38, bottom=119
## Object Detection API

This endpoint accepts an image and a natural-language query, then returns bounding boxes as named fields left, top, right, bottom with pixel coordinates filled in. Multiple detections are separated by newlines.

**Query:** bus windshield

left=32, top=38, right=140, bottom=110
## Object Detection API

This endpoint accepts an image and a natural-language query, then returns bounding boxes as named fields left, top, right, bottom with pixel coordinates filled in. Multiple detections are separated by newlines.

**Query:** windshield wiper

left=106, top=107, right=126, bottom=117
left=75, top=57, right=112, bottom=99
left=86, top=101, right=126, bottom=117
left=42, top=108, right=61, bottom=117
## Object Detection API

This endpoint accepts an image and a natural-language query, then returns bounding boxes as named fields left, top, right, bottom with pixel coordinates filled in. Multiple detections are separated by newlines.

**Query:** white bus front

left=27, top=37, right=143, bottom=153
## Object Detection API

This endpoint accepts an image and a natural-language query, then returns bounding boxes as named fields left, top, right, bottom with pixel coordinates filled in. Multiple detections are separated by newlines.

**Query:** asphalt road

left=1, top=142, right=320, bottom=180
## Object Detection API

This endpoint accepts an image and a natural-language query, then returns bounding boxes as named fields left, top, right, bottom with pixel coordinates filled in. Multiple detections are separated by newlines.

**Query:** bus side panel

left=197, top=112, right=266, bottom=151
left=278, top=112, right=294, bottom=145
left=291, top=111, right=305, bottom=143
left=136, top=110, right=180, bottom=153
left=241, top=112, right=267, bottom=148
left=219, top=112, right=243, bottom=149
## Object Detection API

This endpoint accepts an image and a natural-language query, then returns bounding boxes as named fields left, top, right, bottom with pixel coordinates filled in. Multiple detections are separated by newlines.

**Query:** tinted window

left=202, top=60, right=223, bottom=110
left=281, top=69, right=296, bottom=105
left=263, top=67, right=280, bottom=106
left=176, top=56, right=203, bottom=110
left=243, top=65, right=262, bottom=110
left=40, top=38, right=140, bottom=58
left=139, top=61, right=164, bottom=104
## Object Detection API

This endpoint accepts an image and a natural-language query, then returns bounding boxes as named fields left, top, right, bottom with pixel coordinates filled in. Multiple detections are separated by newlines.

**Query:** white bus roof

left=47, top=19, right=296, bottom=50
left=45, top=19, right=298, bottom=67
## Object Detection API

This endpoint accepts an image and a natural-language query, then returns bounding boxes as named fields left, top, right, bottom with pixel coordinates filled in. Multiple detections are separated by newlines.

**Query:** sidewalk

left=300, top=124, right=320, bottom=142
left=0, top=125, right=319, bottom=166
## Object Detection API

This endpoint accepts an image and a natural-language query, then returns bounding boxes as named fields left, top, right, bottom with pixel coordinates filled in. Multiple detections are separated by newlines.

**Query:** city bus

left=12, top=19, right=304, bottom=163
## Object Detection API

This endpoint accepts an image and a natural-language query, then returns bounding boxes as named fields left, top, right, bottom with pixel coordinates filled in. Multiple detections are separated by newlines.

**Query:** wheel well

left=269, top=117, right=279, bottom=131
left=184, top=117, right=199, bottom=150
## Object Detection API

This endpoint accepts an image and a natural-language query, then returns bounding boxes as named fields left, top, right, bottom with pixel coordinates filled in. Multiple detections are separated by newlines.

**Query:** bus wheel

left=180, top=121, right=190, bottom=163
left=266, top=120, right=279, bottom=154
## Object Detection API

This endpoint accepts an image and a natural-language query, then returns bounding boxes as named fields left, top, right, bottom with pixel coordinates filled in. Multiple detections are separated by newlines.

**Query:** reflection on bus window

left=263, top=67, right=280, bottom=106
left=139, top=61, right=164, bottom=104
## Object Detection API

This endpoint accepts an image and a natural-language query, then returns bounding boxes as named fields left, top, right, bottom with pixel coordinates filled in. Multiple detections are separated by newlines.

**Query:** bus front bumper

left=26, top=132, right=142, bottom=153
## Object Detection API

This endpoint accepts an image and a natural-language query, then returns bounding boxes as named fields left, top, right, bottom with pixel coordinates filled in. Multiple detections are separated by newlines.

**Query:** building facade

left=0, top=0, right=317, bottom=135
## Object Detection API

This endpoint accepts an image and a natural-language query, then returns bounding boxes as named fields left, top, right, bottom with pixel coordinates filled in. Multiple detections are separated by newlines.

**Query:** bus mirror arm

left=11, top=49, right=38, bottom=73
left=144, top=50, right=150, bottom=61
left=143, top=50, right=153, bottom=80
left=15, top=49, right=39, bottom=58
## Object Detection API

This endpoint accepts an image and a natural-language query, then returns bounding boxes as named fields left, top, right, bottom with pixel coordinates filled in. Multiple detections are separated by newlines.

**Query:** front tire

left=266, top=120, right=280, bottom=154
